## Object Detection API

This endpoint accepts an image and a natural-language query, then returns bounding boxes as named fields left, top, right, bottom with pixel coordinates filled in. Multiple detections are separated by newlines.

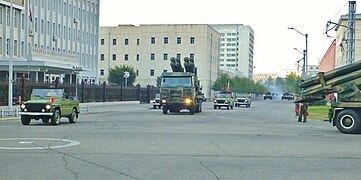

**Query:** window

left=177, top=37, right=181, bottom=44
left=14, top=40, right=17, bottom=56
left=6, top=8, right=9, bottom=26
left=136, top=54, right=139, bottom=61
left=163, top=70, right=167, bottom=73
left=190, top=54, right=194, bottom=60
left=100, top=39, right=104, bottom=45
left=151, top=37, right=155, bottom=44
left=112, top=54, right=116, bottom=60
left=151, top=53, right=155, bottom=60
left=137, top=39, right=140, bottom=45
left=150, top=69, right=155, bottom=76
left=0, top=37, right=2, bottom=54
left=124, top=54, right=128, bottom=61
left=112, top=39, right=116, bottom=45
left=125, top=39, right=128, bottom=45
left=100, top=69, right=104, bottom=76
left=100, top=53, right=104, bottom=60
left=190, top=37, right=195, bottom=44
left=164, top=37, right=168, bottom=44
left=6, top=38, right=10, bottom=55
left=163, top=53, right=168, bottom=60
left=136, top=70, right=139, bottom=76
left=0, top=7, right=2, bottom=24
left=176, top=54, right=181, bottom=60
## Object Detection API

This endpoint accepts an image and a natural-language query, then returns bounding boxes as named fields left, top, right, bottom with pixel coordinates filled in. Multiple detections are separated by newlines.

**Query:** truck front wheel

left=335, top=109, right=361, bottom=134
left=162, top=106, right=168, bottom=114
left=21, top=116, right=31, bottom=125
left=190, top=105, right=195, bottom=115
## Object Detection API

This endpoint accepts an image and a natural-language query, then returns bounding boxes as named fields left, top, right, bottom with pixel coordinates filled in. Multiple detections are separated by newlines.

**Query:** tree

left=212, top=73, right=231, bottom=91
left=212, top=73, right=267, bottom=94
left=108, top=65, right=136, bottom=86
left=285, top=72, right=301, bottom=94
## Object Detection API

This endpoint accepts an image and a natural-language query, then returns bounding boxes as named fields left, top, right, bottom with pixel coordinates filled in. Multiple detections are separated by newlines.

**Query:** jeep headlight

left=214, top=100, right=216, bottom=103
left=225, top=100, right=228, bottom=103
left=45, top=104, right=51, bottom=110
left=20, top=104, right=26, bottom=109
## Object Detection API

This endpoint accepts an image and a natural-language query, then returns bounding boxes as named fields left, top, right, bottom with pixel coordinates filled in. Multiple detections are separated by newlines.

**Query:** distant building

left=0, top=0, right=100, bottom=84
left=253, top=73, right=278, bottom=83
left=210, top=24, right=254, bottom=78
left=98, top=24, right=220, bottom=98
left=319, top=39, right=336, bottom=72
left=335, top=13, right=361, bottom=67
left=306, top=65, right=319, bottom=78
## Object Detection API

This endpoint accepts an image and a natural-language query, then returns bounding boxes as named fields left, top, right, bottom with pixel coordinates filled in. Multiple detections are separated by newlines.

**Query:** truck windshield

left=161, top=77, right=192, bottom=87
left=31, top=89, right=64, bottom=98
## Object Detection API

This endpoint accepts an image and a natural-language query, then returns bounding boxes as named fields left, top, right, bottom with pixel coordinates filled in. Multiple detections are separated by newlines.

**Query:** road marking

left=0, top=138, right=80, bottom=150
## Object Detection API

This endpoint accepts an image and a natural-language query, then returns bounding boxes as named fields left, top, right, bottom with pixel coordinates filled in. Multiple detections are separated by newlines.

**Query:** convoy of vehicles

left=297, top=60, right=361, bottom=134
left=160, top=57, right=203, bottom=115
left=19, top=88, right=79, bottom=126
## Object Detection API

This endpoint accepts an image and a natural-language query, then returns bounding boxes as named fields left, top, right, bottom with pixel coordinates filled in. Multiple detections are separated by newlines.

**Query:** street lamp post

left=288, top=27, right=308, bottom=79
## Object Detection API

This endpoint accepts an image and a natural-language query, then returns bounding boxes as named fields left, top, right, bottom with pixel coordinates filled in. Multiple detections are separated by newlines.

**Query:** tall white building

left=98, top=24, right=221, bottom=99
left=0, top=0, right=100, bottom=84
left=210, top=24, right=254, bottom=78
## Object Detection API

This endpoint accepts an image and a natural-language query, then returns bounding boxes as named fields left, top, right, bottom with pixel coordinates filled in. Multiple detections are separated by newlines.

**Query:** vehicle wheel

left=218, top=106, right=220, bottom=109
left=42, top=118, right=50, bottom=123
left=21, top=116, right=31, bottom=125
left=335, top=109, right=361, bottom=134
left=264, top=98, right=266, bottom=100
left=153, top=105, right=156, bottom=109
left=190, top=106, right=195, bottom=115
left=51, top=109, right=61, bottom=126
left=231, top=105, right=233, bottom=109
left=227, top=105, right=229, bottom=110
left=162, top=106, right=168, bottom=114
left=214, top=105, right=216, bottom=109
left=68, top=108, right=77, bottom=123
left=199, top=103, right=202, bottom=113
left=158, top=106, right=161, bottom=109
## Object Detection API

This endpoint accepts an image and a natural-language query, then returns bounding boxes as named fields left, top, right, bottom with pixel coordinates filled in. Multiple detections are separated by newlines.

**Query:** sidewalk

left=0, top=101, right=140, bottom=120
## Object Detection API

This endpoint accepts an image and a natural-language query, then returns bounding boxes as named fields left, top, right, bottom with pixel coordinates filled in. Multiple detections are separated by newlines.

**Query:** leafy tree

left=108, top=65, right=136, bottom=86
left=212, top=73, right=231, bottom=91
left=285, top=72, right=301, bottom=94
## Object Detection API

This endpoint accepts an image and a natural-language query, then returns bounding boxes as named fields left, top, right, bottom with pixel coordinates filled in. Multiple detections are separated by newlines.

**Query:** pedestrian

left=298, top=102, right=308, bottom=122
left=294, top=102, right=299, bottom=117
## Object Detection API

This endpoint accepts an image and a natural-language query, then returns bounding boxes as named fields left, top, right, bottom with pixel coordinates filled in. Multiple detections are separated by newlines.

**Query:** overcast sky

left=99, top=0, right=359, bottom=75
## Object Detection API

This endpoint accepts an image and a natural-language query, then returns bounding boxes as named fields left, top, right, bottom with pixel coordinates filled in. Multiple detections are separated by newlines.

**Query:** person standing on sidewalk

left=298, top=102, right=308, bottom=122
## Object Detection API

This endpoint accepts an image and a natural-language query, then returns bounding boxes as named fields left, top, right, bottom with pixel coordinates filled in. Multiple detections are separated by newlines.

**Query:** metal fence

left=0, top=78, right=159, bottom=106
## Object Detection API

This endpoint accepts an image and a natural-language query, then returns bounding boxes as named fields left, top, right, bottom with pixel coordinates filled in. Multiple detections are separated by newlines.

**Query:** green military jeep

left=213, top=92, right=235, bottom=109
left=19, top=89, right=80, bottom=126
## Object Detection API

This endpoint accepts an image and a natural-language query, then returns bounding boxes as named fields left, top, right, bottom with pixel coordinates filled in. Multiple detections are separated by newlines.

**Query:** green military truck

left=19, top=88, right=80, bottom=126
left=160, top=57, right=203, bottom=115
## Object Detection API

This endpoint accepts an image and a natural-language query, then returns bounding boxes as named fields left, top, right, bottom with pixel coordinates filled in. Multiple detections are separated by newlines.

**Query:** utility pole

left=8, top=1, right=14, bottom=110
left=346, top=1, right=356, bottom=65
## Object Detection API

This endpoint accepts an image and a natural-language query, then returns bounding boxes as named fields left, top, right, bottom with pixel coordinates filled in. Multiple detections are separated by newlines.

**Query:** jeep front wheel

left=68, top=108, right=77, bottom=123
left=51, top=109, right=61, bottom=125
left=21, top=116, right=31, bottom=125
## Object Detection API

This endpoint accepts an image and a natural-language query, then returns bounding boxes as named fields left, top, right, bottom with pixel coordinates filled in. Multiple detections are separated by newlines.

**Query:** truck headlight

left=185, top=98, right=192, bottom=104
left=161, top=99, right=167, bottom=104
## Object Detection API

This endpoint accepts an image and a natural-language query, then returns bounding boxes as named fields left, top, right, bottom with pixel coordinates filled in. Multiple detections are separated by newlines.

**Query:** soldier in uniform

left=298, top=102, right=308, bottom=122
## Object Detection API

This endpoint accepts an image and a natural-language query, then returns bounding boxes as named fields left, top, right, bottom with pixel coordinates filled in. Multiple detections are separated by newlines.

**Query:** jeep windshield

left=216, top=93, right=232, bottom=98
left=31, top=89, right=64, bottom=98
left=161, top=77, right=192, bottom=87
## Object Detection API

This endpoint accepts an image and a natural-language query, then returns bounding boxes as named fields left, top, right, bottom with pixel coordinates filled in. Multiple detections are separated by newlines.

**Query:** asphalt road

left=1, top=100, right=361, bottom=180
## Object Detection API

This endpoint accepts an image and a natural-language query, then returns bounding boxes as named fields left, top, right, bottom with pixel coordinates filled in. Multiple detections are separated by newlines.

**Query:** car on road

left=281, top=92, right=295, bottom=100
left=19, top=88, right=80, bottom=126
left=235, top=97, right=251, bottom=107
left=150, top=93, right=161, bottom=109
left=264, top=92, right=273, bottom=100
left=214, top=92, right=234, bottom=109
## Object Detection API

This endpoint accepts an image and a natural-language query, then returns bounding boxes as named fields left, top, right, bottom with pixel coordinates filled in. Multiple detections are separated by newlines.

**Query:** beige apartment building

left=335, top=14, right=361, bottom=67
left=98, top=24, right=221, bottom=98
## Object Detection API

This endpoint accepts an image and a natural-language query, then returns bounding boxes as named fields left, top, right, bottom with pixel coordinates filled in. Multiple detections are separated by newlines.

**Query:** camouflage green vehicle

left=214, top=92, right=235, bottom=109
left=160, top=57, right=203, bottom=115
left=19, top=89, right=80, bottom=126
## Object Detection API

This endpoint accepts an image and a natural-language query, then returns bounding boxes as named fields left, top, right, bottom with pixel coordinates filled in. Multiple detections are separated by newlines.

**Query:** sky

left=99, top=0, right=360, bottom=75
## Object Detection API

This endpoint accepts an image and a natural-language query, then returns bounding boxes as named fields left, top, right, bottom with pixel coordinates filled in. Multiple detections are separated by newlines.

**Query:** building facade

left=335, top=14, right=361, bottom=67
left=0, top=0, right=100, bottom=84
left=210, top=24, right=254, bottom=78
left=98, top=24, right=220, bottom=99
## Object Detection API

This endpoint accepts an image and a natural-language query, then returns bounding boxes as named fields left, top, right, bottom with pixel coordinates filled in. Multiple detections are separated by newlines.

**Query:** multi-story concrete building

left=0, top=0, right=100, bottom=84
left=210, top=24, right=254, bottom=78
left=98, top=24, right=220, bottom=99
left=335, top=14, right=361, bottom=67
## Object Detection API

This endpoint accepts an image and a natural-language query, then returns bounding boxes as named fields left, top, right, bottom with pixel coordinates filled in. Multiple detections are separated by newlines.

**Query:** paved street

left=1, top=100, right=361, bottom=180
